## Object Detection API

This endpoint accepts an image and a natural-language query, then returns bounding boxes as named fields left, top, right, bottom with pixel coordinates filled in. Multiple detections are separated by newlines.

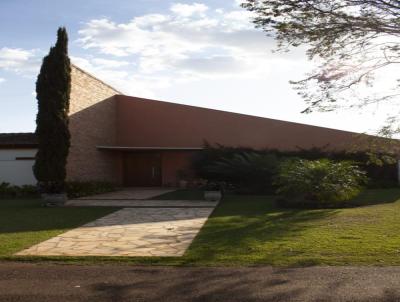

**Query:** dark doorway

left=123, top=152, right=162, bottom=187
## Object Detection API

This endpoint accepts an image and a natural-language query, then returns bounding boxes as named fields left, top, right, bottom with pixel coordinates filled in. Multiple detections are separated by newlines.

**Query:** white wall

left=0, top=149, right=37, bottom=186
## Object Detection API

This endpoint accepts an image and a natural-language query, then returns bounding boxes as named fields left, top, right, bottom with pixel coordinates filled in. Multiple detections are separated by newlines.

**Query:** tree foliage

left=242, top=0, right=400, bottom=125
left=33, top=27, right=71, bottom=193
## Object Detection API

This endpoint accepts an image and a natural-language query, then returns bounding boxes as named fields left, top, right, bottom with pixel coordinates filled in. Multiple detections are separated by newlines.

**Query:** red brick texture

left=66, top=65, right=120, bottom=182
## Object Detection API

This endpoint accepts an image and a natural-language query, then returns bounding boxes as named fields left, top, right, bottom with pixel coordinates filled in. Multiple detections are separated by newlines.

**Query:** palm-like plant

left=204, top=151, right=279, bottom=193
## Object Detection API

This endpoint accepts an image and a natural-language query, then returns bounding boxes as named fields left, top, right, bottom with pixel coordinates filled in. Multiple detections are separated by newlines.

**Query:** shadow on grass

left=181, top=195, right=338, bottom=265
left=3, top=188, right=399, bottom=235
left=3, top=188, right=400, bottom=266
left=274, top=188, right=400, bottom=210
left=0, top=199, right=118, bottom=234
left=182, top=189, right=400, bottom=265
left=1, top=198, right=215, bottom=235
left=349, top=188, right=400, bottom=207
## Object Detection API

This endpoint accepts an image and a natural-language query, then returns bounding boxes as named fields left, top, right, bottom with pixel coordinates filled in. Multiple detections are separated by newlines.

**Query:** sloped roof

left=113, top=95, right=400, bottom=154
left=114, top=95, right=356, bottom=151
left=0, top=133, right=38, bottom=148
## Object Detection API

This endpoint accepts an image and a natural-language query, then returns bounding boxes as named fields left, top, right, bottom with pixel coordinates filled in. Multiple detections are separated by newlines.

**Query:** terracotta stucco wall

left=67, top=65, right=120, bottom=182
left=161, top=151, right=198, bottom=186
left=116, top=95, right=358, bottom=151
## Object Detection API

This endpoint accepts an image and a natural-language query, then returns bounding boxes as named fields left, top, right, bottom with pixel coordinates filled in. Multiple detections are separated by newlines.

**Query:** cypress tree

left=33, top=27, right=71, bottom=193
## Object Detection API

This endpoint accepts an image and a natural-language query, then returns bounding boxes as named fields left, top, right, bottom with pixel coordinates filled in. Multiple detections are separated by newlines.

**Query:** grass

left=2, top=188, right=400, bottom=266
left=185, top=188, right=400, bottom=266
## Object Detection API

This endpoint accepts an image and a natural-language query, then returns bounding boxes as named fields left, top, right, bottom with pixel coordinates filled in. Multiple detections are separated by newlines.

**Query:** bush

left=202, top=151, right=280, bottom=194
left=0, top=182, right=39, bottom=198
left=193, top=144, right=397, bottom=190
left=275, top=159, right=368, bottom=208
left=66, top=181, right=117, bottom=199
left=0, top=181, right=118, bottom=200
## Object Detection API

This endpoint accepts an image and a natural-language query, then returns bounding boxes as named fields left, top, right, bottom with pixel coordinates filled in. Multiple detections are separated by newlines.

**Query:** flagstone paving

left=75, top=187, right=176, bottom=200
left=16, top=207, right=215, bottom=257
left=65, top=199, right=218, bottom=208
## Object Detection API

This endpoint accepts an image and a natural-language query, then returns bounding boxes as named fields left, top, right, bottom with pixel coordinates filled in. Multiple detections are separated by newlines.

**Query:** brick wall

left=67, top=64, right=120, bottom=183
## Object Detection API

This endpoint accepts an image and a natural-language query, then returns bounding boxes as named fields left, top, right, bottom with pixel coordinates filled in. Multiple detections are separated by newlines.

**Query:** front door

left=124, top=153, right=162, bottom=187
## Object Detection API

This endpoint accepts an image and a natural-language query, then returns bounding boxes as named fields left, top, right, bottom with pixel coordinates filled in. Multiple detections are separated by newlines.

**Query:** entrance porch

left=97, top=146, right=202, bottom=187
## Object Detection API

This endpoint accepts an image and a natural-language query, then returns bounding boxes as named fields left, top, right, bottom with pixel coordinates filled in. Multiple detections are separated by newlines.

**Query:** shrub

left=0, top=181, right=118, bottom=199
left=0, top=182, right=39, bottom=198
left=274, top=159, right=368, bottom=208
left=66, top=181, right=117, bottom=199
left=193, top=144, right=397, bottom=190
left=202, top=151, right=280, bottom=194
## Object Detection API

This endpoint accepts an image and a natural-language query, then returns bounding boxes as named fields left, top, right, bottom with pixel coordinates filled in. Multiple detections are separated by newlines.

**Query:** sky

left=0, top=0, right=394, bottom=134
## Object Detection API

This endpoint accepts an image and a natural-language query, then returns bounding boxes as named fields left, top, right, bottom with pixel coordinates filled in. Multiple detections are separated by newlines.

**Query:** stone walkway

left=16, top=207, right=215, bottom=257
left=66, top=199, right=218, bottom=208
left=75, top=187, right=175, bottom=200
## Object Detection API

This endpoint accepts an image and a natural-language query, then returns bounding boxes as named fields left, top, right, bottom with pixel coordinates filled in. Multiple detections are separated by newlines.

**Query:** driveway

left=1, top=263, right=400, bottom=302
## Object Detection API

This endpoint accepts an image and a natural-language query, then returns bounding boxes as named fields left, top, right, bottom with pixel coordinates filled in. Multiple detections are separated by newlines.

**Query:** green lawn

left=2, top=189, right=400, bottom=266
left=185, top=188, right=400, bottom=266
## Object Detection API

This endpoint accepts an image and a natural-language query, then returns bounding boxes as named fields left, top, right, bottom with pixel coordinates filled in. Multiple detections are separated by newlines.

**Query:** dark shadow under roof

left=97, top=146, right=203, bottom=151
left=0, top=133, right=38, bottom=148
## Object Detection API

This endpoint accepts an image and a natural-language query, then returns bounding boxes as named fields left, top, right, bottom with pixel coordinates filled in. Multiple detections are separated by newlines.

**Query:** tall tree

left=33, top=27, right=71, bottom=193
left=243, top=0, right=400, bottom=134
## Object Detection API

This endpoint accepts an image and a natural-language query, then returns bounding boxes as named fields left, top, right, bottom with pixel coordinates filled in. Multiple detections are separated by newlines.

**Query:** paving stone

left=16, top=207, right=215, bottom=257
left=66, top=199, right=217, bottom=207
left=65, top=187, right=218, bottom=208
left=73, top=187, right=176, bottom=200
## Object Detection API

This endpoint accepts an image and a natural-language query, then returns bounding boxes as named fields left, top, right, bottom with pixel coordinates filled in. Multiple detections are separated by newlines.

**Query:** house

left=0, top=64, right=396, bottom=186
left=0, top=133, right=37, bottom=186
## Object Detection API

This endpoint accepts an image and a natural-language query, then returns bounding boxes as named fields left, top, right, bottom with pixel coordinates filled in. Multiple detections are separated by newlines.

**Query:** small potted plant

left=39, top=181, right=68, bottom=207
left=177, top=170, right=190, bottom=188
left=204, top=181, right=224, bottom=202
